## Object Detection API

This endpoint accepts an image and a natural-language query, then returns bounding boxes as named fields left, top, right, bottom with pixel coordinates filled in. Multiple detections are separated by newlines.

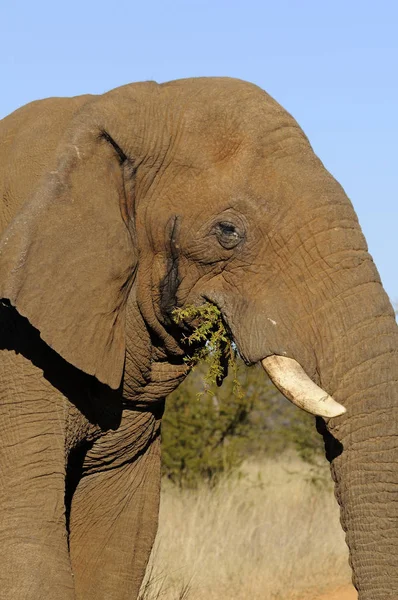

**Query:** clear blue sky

left=1, top=0, right=397, bottom=302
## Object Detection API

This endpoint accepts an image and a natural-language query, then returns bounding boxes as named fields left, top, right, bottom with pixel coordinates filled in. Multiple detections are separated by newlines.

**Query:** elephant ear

left=0, top=126, right=136, bottom=389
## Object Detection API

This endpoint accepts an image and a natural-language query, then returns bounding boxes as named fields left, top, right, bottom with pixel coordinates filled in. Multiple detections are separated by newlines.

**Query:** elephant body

left=0, top=78, right=397, bottom=599
left=0, top=298, right=169, bottom=600
left=0, top=95, right=186, bottom=599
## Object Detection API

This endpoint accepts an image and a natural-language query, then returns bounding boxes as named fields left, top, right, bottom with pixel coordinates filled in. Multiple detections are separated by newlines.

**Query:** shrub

left=161, top=303, right=325, bottom=487
left=161, top=361, right=254, bottom=488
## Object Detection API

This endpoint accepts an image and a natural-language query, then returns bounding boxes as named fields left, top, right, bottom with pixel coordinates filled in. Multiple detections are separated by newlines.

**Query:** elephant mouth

left=172, top=297, right=345, bottom=419
left=261, top=355, right=346, bottom=419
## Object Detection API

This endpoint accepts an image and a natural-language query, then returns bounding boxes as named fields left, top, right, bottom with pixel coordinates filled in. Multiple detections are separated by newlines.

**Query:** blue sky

left=1, top=0, right=397, bottom=301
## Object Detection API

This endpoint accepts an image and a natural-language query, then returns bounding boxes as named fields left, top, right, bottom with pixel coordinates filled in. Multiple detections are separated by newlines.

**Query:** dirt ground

left=313, top=586, right=357, bottom=600
left=298, top=585, right=357, bottom=600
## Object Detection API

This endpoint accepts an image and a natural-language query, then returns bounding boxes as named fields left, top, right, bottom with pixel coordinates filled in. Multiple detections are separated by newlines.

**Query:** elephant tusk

left=261, top=355, right=346, bottom=418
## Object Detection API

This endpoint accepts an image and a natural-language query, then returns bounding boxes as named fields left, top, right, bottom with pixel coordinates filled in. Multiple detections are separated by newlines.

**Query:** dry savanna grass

left=139, top=454, right=352, bottom=600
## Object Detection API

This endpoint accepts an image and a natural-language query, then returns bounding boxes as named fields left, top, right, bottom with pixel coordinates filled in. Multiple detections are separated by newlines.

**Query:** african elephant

left=0, top=78, right=396, bottom=600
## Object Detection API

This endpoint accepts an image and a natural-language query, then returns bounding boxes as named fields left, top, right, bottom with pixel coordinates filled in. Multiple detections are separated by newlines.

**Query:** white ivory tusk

left=261, top=355, right=346, bottom=418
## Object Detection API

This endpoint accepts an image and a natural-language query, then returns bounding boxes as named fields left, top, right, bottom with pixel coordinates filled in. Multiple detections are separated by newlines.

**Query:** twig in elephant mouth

left=172, top=302, right=240, bottom=391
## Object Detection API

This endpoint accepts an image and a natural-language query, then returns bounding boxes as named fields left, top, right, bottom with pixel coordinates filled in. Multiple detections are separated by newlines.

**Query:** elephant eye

left=214, top=221, right=242, bottom=249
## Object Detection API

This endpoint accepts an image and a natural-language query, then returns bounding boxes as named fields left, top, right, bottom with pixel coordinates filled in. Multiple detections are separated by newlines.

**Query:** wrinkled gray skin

left=0, top=78, right=397, bottom=600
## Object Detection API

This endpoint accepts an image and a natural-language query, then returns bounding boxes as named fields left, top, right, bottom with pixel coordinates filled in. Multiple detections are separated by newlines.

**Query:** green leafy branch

left=172, top=303, right=242, bottom=398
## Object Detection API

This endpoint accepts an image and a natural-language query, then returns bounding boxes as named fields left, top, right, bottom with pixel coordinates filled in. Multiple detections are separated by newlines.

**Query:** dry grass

left=139, top=454, right=351, bottom=600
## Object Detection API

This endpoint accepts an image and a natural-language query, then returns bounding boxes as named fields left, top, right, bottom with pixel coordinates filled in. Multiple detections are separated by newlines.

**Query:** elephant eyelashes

left=214, top=221, right=243, bottom=249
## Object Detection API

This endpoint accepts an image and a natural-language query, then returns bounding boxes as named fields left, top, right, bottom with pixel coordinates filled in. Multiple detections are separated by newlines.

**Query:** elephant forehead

left=171, top=109, right=308, bottom=169
left=160, top=76, right=294, bottom=128
left=154, top=78, right=310, bottom=168
left=99, top=78, right=312, bottom=179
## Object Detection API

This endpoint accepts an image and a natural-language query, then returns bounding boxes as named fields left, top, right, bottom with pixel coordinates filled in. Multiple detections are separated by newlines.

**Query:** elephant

left=0, top=77, right=396, bottom=600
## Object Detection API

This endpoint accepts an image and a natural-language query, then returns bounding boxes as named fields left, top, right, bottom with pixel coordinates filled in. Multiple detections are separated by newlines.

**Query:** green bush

left=161, top=303, right=325, bottom=487
left=161, top=361, right=254, bottom=488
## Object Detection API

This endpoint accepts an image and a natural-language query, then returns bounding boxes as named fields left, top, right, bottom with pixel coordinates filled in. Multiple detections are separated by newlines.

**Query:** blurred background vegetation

left=161, top=358, right=325, bottom=488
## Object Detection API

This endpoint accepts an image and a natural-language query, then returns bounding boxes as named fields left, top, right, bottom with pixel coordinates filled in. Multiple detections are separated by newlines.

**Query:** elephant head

left=0, top=78, right=397, bottom=599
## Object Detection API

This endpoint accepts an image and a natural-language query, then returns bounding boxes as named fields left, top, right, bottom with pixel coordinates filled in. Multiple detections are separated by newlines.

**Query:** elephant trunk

left=319, top=279, right=398, bottom=598
left=241, top=175, right=398, bottom=596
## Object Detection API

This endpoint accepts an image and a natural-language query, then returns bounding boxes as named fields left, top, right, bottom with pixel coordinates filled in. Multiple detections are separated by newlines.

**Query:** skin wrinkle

left=340, top=313, right=394, bottom=341
left=333, top=407, right=398, bottom=437
left=291, top=281, right=384, bottom=333
left=159, top=216, right=181, bottom=319
left=320, top=299, right=393, bottom=390
left=270, top=224, right=356, bottom=274
left=70, top=437, right=161, bottom=599
left=337, top=349, right=397, bottom=387
left=133, top=101, right=187, bottom=206
left=339, top=329, right=397, bottom=369
left=271, top=218, right=362, bottom=275
left=276, top=245, right=373, bottom=316
left=295, top=224, right=362, bottom=266
left=302, top=249, right=368, bottom=281
left=273, top=198, right=357, bottom=237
